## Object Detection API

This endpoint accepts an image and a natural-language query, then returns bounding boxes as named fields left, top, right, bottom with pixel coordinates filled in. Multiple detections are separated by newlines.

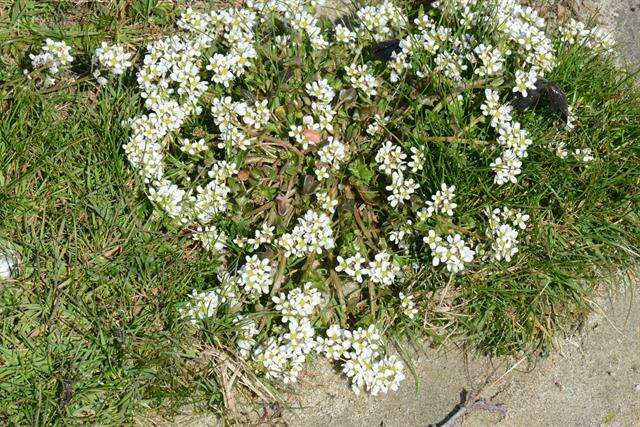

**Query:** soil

left=283, top=271, right=640, bottom=426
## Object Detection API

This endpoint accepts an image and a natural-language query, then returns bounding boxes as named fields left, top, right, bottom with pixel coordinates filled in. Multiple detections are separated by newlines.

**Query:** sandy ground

left=283, top=271, right=640, bottom=426
left=570, top=0, right=640, bottom=69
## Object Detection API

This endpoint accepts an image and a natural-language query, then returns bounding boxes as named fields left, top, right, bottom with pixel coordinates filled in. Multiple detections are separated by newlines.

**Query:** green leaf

left=10, top=0, right=29, bottom=22
left=348, top=160, right=375, bottom=185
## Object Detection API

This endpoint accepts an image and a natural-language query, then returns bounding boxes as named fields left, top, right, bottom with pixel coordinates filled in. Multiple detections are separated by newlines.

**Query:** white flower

left=375, top=141, right=407, bottom=176
left=30, top=38, right=74, bottom=76
left=179, top=138, right=207, bottom=155
left=246, top=223, right=275, bottom=249
left=368, top=251, right=400, bottom=286
left=193, top=179, right=231, bottom=223
left=192, top=225, right=226, bottom=252
left=399, top=292, right=418, bottom=319
left=513, top=68, right=538, bottom=98
left=238, top=255, right=272, bottom=294
left=423, top=229, right=442, bottom=250
left=491, top=149, right=522, bottom=185
left=486, top=206, right=529, bottom=261
left=388, top=51, right=411, bottom=83
left=317, top=192, right=338, bottom=214
left=329, top=324, right=405, bottom=395
left=335, top=24, right=356, bottom=47
left=481, top=89, right=513, bottom=128
left=0, top=246, right=18, bottom=280
left=345, top=63, right=379, bottom=97
left=366, top=114, right=389, bottom=136
left=386, top=172, right=419, bottom=207
left=335, top=253, right=369, bottom=283
left=553, top=141, right=569, bottom=159
left=491, top=223, right=520, bottom=261
left=93, top=42, right=133, bottom=78
left=318, top=137, right=347, bottom=168
left=408, top=147, right=425, bottom=172
left=272, top=282, right=323, bottom=323
left=148, top=180, right=185, bottom=219
left=240, top=99, right=270, bottom=129
left=434, top=50, right=468, bottom=82
left=389, top=229, right=406, bottom=247
left=315, top=166, right=330, bottom=181
left=573, top=148, right=594, bottom=162
left=425, top=183, right=457, bottom=217
left=181, top=288, right=221, bottom=324
left=234, top=314, right=259, bottom=359
left=431, top=234, right=475, bottom=273
left=278, top=210, right=335, bottom=258
left=474, top=43, right=505, bottom=76
left=305, top=78, right=335, bottom=104
left=497, top=121, right=532, bottom=158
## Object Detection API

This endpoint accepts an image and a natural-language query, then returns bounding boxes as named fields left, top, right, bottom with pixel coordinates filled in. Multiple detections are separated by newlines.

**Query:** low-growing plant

left=2, top=0, right=639, bottom=421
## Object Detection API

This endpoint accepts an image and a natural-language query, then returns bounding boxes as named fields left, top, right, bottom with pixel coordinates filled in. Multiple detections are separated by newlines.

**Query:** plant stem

left=425, top=135, right=492, bottom=146
left=327, top=253, right=348, bottom=327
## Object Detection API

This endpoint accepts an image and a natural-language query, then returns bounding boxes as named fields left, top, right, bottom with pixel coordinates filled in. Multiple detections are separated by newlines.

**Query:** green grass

left=1, top=0, right=639, bottom=424
left=0, top=3, right=239, bottom=423
left=0, top=76, right=210, bottom=423
left=399, top=46, right=640, bottom=354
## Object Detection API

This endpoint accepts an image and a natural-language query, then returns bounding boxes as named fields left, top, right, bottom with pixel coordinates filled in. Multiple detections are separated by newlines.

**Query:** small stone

left=0, top=245, right=20, bottom=280
left=634, top=384, right=640, bottom=393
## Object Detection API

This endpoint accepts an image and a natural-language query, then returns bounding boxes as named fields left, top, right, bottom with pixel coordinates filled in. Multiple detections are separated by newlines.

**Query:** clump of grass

left=1, top=0, right=639, bottom=423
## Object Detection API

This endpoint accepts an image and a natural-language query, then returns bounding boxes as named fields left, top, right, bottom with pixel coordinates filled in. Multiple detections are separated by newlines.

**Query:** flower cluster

left=376, top=141, right=407, bottom=175
left=238, top=255, right=273, bottom=295
left=246, top=223, right=276, bottom=250
left=486, top=207, right=530, bottom=262
left=335, top=250, right=401, bottom=286
left=474, top=43, right=506, bottom=77
left=336, top=252, right=369, bottom=283
left=376, top=141, right=422, bottom=208
left=288, top=76, right=339, bottom=154
left=573, top=147, right=594, bottom=163
left=272, top=282, right=323, bottom=322
left=254, top=283, right=323, bottom=384
left=317, top=325, right=405, bottom=395
left=181, top=273, right=238, bottom=324
left=420, top=183, right=457, bottom=219
left=104, top=0, right=610, bottom=397
left=424, top=230, right=475, bottom=273
left=92, top=42, right=133, bottom=85
left=399, top=292, right=418, bottom=319
left=253, top=318, right=316, bottom=384
left=235, top=315, right=260, bottom=358
left=490, top=149, right=523, bottom=185
left=497, top=121, right=533, bottom=158
left=389, top=221, right=413, bottom=251
left=318, top=137, right=347, bottom=168
left=560, top=19, right=615, bottom=52
left=353, top=1, right=405, bottom=42
left=192, top=225, right=227, bottom=253
left=278, top=210, right=335, bottom=258
left=345, top=63, right=380, bottom=97
left=481, top=89, right=513, bottom=128
left=317, top=192, right=339, bottom=214
left=29, top=39, right=74, bottom=86
left=368, top=251, right=401, bottom=286
left=181, top=288, right=221, bottom=324
left=386, top=172, right=419, bottom=207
